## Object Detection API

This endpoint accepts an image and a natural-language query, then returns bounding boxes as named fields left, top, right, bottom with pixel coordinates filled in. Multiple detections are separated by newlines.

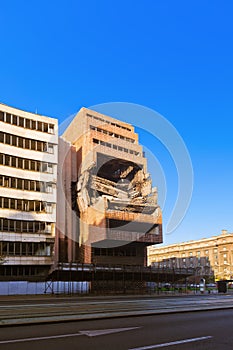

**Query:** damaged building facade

left=56, top=108, right=162, bottom=267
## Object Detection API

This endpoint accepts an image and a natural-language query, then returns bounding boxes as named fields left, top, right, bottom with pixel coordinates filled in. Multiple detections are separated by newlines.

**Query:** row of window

left=158, top=243, right=229, bottom=255
left=0, top=175, right=54, bottom=193
left=93, top=247, right=137, bottom=257
left=0, top=131, right=54, bottom=153
left=0, top=265, right=49, bottom=277
left=0, top=110, right=55, bottom=134
left=0, top=241, right=53, bottom=256
left=152, top=260, right=210, bottom=268
left=155, top=255, right=206, bottom=262
left=0, top=218, right=52, bottom=233
left=0, top=197, right=54, bottom=213
left=90, top=125, right=135, bottom=143
left=0, top=153, right=54, bottom=173
left=93, top=138, right=140, bottom=156
left=156, top=249, right=213, bottom=259
left=87, top=113, right=131, bottom=131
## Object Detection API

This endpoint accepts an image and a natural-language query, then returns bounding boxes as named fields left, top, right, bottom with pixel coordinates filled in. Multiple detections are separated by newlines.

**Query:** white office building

left=0, top=103, right=58, bottom=280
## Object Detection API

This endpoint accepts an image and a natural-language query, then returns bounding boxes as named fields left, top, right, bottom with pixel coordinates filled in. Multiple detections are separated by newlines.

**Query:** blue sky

left=0, top=1, right=232, bottom=245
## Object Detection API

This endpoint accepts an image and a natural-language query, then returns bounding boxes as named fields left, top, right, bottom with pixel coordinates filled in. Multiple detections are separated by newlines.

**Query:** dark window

left=11, top=157, right=16, bottom=167
left=49, top=124, right=54, bottom=133
left=18, top=158, right=23, bottom=168
left=31, top=120, right=36, bottom=130
left=5, top=133, right=11, bottom=145
left=25, top=139, right=30, bottom=149
left=35, top=201, right=41, bottom=211
left=24, top=201, right=29, bottom=211
left=31, top=140, right=36, bottom=150
left=25, top=266, right=30, bottom=275
left=43, top=143, right=47, bottom=152
left=18, top=178, right=23, bottom=189
left=38, top=121, right=43, bottom=131
left=35, top=222, right=40, bottom=232
left=25, top=119, right=31, bottom=128
left=5, top=155, right=10, bottom=166
left=43, top=123, right=48, bottom=132
left=36, top=162, right=41, bottom=172
left=22, top=222, right=28, bottom=232
left=27, top=243, right=33, bottom=255
left=34, top=243, right=40, bottom=255
left=37, top=141, right=42, bottom=151
left=17, top=200, right=23, bottom=211
left=6, top=113, right=11, bottom=123
left=30, top=181, right=35, bottom=191
left=10, top=199, right=15, bottom=210
left=12, top=135, right=17, bottom=146
left=28, top=222, right=34, bottom=233
left=19, top=117, right=24, bottom=127
left=12, top=115, right=17, bottom=125
left=9, top=242, right=14, bottom=255
left=101, top=248, right=107, bottom=256
left=16, top=221, right=21, bottom=232
left=2, top=242, right=8, bottom=254
left=18, top=137, right=24, bottom=148
left=24, top=180, right=29, bottom=190
left=36, top=181, right=40, bottom=192
left=4, top=198, right=9, bottom=208
left=24, top=159, right=30, bottom=170
left=11, top=178, right=16, bottom=188
left=4, top=176, right=9, bottom=186
left=15, top=242, right=21, bottom=255
left=29, top=201, right=34, bottom=211
left=22, top=243, right=26, bottom=255
left=31, top=161, right=35, bottom=171
left=18, top=266, right=23, bottom=275
left=0, top=111, right=4, bottom=121
left=3, top=219, right=8, bottom=231
left=12, top=266, right=18, bottom=275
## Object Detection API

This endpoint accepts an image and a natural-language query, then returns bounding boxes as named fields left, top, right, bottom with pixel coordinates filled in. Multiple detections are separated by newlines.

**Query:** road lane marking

left=129, top=336, right=213, bottom=349
left=0, top=333, right=82, bottom=344
left=0, top=326, right=140, bottom=344
left=79, top=327, right=140, bottom=337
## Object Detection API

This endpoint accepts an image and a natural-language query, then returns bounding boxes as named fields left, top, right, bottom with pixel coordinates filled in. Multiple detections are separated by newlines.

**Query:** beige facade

left=57, top=107, right=162, bottom=266
left=148, top=230, right=233, bottom=280
left=0, top=103, right=58, bottom=280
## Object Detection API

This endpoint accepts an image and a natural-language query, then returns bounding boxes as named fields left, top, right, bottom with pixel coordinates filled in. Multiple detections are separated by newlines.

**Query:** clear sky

left=0, top=0, right=232, bottom=245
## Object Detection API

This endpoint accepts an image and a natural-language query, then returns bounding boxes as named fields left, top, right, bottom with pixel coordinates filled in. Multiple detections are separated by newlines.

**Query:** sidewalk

left=0, top=293, right=233, bottom=327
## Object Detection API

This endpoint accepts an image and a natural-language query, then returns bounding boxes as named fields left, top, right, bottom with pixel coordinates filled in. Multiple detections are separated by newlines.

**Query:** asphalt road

left=0, top=309, right=232, bottom=350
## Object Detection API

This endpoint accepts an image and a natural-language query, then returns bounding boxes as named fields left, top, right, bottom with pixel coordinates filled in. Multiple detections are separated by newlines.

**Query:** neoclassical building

left=148, top=230, right=233, bottom=281
left=0, top=103, right=58, bottom=279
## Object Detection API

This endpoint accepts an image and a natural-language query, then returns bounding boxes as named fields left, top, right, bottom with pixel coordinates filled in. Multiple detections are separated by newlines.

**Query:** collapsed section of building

left=56, top=107, right=162, bottom=267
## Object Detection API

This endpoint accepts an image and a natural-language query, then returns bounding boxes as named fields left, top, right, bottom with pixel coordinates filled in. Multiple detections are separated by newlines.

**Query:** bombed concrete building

left=56, top=108, right=162, bottom=267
